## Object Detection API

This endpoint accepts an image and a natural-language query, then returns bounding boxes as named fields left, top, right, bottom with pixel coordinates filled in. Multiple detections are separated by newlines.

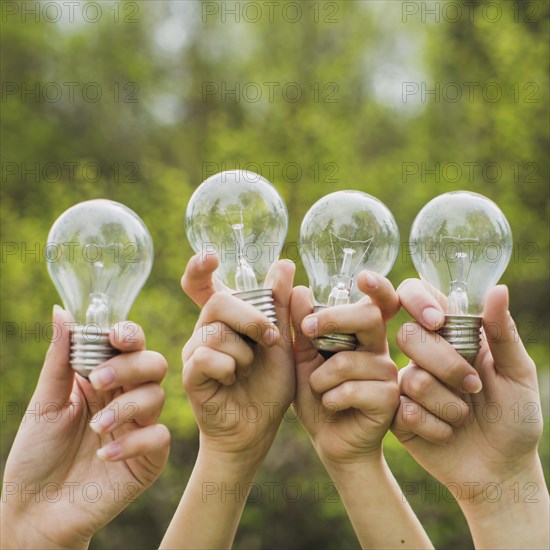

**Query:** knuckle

left=308, top=370, right=322, bottom=394
left=206, top=292, right=228, bottom=315
left=383, top=357, right=399, bottom=380
left=148, top=351, right=169, bottom=378
left=339, top=381, right=357, bottom=401
left=405, top=368, right=433, bottom=398
left=192, top=346, right=211, bottom=366
left=155, top=424, right=172, bottom=447
left=181, top=366, right=191, bottom=390
left=397, top=277, right=417, bottom=296
left=200, top=321, right=226, bottom=344
left=432, top=425, right=454, bottom=445
left=386, top=383, right=401, bottom=409
left=240, top=344, right=255, bottom=368
left=365, top=303, right=383, bottom=327
left=331, top=352, right=353, bottom=379
left=155, top=384, right=166, bottom=405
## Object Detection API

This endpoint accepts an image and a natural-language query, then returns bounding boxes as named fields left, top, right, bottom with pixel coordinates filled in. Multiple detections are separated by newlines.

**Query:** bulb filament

left=441, top=236, right=478, bottom=316
left=328, top=247, right=355, bottom=306
left=447, top=252, right=470, bottom=315
left=228, top=213, right=259, bottom=292
left=85, top=260, right=110, bottom=327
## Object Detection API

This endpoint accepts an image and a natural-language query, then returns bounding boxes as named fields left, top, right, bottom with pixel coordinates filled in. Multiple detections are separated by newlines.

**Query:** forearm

left=160, top=449, right=263, bottom=550
left=460, top=457, right=549, bottom=550
left=321, top=450, right=434, bottom=550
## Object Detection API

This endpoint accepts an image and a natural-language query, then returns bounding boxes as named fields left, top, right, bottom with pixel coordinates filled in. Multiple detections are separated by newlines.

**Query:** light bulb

left=185, top=170, right=288, bottom=323
left=300, top=191, right=400, bottom=354
left=409, top=191, right=512, bottom=363
left=47, top=199, right=154, bottom=377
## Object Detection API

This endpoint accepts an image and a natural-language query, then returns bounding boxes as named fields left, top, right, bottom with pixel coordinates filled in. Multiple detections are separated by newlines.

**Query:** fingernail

left=97, top=441, right=122, bottom=461
left=89, top=366, right=116, bottom=390
left=423, top=307, right=444, bottom=328
left=53, top=304, right=63, bottom=315
left=365, top=272, right=377, bottom=289
left=263, top=326, right=279, bottom=346
left=462, top=374, right=483, bottom=394
left=283, top=258, right=294, bottom=264
left=302, top=316, right=318, bottom=336
left=90, top=409, right=116, bottom=434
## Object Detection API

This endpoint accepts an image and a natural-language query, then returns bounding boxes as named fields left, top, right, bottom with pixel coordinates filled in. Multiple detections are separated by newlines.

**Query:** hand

left=392, top=279, right=548, bottom=548
left=1, top=307, right=170, bottom=549
left=289, top=273, right=433, bottom=549
left=290, top=271, right=400, bottom=466
left=160, top=255, right=295, bottom=550
left=180, top=253, right=296, bottom=463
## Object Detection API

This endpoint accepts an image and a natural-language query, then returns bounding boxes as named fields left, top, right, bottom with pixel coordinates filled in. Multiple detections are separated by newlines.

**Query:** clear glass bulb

left=47, top=199, right=154, bottom=376
left=300, top=191, right=400, bottom=353
left=410, top=191, right=512, bottom=362
left=185, top=170, right=288, bottom=323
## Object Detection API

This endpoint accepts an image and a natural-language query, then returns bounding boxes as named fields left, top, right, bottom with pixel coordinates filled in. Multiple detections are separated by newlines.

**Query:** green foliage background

left=1, top=1, right=548, bottom=548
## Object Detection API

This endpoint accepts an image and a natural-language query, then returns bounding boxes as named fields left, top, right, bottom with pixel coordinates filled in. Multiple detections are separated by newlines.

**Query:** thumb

left=482, top=285, right=536, bottom=382
left=266, top=259, right=296, bottom=330
left=290, top=286, right=323, bottom=391
left=181, top=253, right=221, bottom=307
left=35, top=305, right=75, bottom=406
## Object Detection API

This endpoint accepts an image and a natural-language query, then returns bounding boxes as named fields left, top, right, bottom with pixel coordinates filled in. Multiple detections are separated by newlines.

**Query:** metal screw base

left=309, top=305, right=358, bottom=356
left=233, top=288, right=277, bottom=325
left=438, top=315, right=482, bottom=364
left=70, top=325, right=118, bottom=378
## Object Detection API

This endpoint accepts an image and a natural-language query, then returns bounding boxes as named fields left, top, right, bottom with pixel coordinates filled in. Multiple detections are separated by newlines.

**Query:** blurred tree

left=1, top=1, right=547, bottom=549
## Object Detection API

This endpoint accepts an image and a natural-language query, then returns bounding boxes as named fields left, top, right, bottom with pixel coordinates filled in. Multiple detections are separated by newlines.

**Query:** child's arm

left=0, top=313, right=170, bottom=549
left=290, top=272, right=434, bottom=549
left=160, top=255, right=296, bottom=549
left=392, top=280, right=549, bottom=549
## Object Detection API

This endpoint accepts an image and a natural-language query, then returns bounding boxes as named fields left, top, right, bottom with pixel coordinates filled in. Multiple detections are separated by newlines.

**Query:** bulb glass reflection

left=185, top=170, right=288, bottom=322
left=300, top=191, right=400, bottom=353
left=47, top=199, right=154, bottom=375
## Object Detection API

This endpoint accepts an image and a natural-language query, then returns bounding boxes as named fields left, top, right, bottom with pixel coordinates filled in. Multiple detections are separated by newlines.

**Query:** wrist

left=459, top=455, right=549, bottom=549
left=316, top=445, right=385, bottom=476
left=319, top=447, right=386, bottom=485
left=195, top=446, right=265, bottom=483
left=198, top=430, right=275, bottom=472
left=459, top=453, right=547, bottom=518
left=1, top=504, right=90, bottom=549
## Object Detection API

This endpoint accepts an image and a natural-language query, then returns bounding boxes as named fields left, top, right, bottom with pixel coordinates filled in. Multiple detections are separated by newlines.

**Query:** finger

left=310, top=352, right=397, bottom=396
left=397, top=322, right=482, bottom=394
left=181, top=253, right=220, bottom=307
left=97, top=423, right=171, bottom=465
left=391, top=396, right=453, bottom=445
left=357, top=271, right=400, bottom=321
left=397, top=278, right=446, bottom=331
left=301, top=301, right=386, bottom=352
left=400, top=365, right=469, bottom=426
left=267, top=259, right=296, bottom=329
left=198, top=292, right=278, bottom=347
left=89, top=350, right=168, bottom=392
left=482, top=285, right=537, bottom=382
left=183, top=347, right=237, bottom=391
left=110, top=322, right=145, bottom=352
left=35, top=305, right=75, bottom=406
left=290, top=285, right=320, bottom=366
left=321, top=380, right=400, bottom=416
left=183, top=323, right=254, bottom=372
left=90, top=383, right=165, bottom=433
